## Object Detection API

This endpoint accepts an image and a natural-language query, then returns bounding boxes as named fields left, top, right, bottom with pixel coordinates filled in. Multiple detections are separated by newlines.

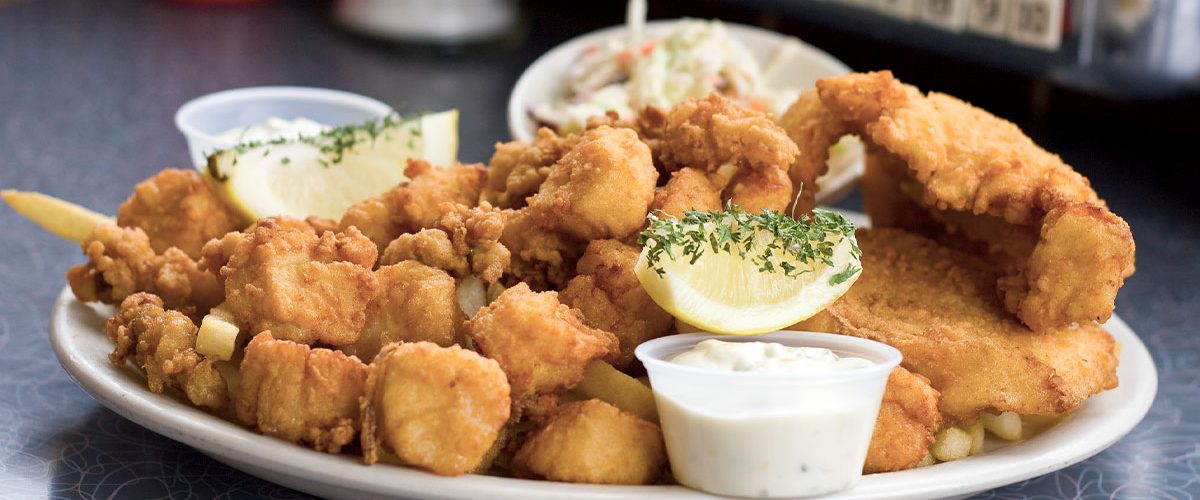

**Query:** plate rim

left=48, top=248, right=1158, bottom=499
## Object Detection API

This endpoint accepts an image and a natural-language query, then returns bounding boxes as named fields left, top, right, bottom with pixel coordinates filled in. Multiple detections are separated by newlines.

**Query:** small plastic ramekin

left=635, top=331, right=901, bottom=498
left=174, top=86, right=392, bottom=168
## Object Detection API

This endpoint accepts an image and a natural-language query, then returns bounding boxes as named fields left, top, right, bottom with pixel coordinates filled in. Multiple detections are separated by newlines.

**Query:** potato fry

left=980, top=411, right=1023, bottom=441
left=930, top=427, right=972, bottom=462
left=916, top=453, right=935, bottom=468
left=968, top=420, right=984, bottom=456
left=1, top=190, right=113, bottom=244
left=574, top=360, right=658, bottom=422
left=196, top=305, right=243, bottom=361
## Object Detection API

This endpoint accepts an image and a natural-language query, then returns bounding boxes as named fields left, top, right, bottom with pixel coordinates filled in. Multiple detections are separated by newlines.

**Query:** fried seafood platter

left=13, top=70, right=1135, bottom=492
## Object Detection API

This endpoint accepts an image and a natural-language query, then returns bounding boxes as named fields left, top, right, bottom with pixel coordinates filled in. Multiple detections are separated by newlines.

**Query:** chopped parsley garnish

left=637, top=202, right=860, bottom=285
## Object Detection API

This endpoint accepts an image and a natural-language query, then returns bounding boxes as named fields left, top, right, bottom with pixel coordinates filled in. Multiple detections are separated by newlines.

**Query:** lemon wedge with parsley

left=206, top=110, right=457, bottom=221
left=635, top=207, right=861, bottom=335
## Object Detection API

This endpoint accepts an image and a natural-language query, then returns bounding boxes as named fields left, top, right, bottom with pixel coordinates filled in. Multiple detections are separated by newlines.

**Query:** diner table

left=1, top=1, right=1196, bottom=498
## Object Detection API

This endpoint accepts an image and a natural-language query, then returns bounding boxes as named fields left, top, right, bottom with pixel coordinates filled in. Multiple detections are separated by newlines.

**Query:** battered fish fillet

left=597, top=94, right=799, bottom=214
left=559, top=240, right=673, bottom=369
left=483, top=128, right=582, bottom=209
left=814, top=71, right=1135, bottom=329
left=526, top=126, right=658, bottom=241
left=864, top=367, right=941, bottom=474
left=380, top=202, right=510, bottom=283
left=649, top=167, right=722, bottom=219
left=361, top=342, right=511, bottom=476
left=67, top=223, right=223, bottom=318
left=237, top=332, right=368, bottom=453
left=107, top=293, right=228, bottom=411
left=339, top=160, right=487, bottom=253
left=512, top=399, right=666, bottom=485
left=464, top=283, right=619, bottom=407
left=117, top=168, right=245, bottom=259
left=215, top=217, right=379, bottom=347
left=345, top=261, right=464, bottom=363
left=795, top=228, right=1119, bottom=424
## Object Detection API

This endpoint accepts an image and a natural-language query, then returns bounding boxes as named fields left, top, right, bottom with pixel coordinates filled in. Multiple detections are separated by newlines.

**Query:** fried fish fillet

left=796, top=228, right=1119, bottom=424
left=791, top=71, right=1135, bottom=330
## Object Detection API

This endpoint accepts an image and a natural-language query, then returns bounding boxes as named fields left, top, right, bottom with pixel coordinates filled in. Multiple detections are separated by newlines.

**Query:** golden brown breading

left=345, top=261, right=464, bottom=362
left=512, top=399, right=666, bottom=485
left=483, top=128, right=582, bottom=209
left=106, top=293, right=228, bottom=411
left=236, top=332, right=368, bottom=453
left=116, top=168, right=245, bottom=259
left=815, top=71, right=1135, bottom=329
left=67, top=224, right=223, bottom=318
left=650, top=167, right=722, bottom=219
left=380, top=202, right=511, bottom=284
left=864, top=367, right=941, bottom=474
left=361, top=342, right=511, bottom=476
left=464, top=283, right=619, bottom=405
left=795, top=228, right=1119, bottom=423
left=498, top=208, right=586, bottom=291
left=778, top=90, right=853, bottom=214
left=559, top=240, right=673, bottom=369
left=338, top=160, right=487, bottom=253
left=526, top=126, right=658, bottom=241
left=218, top=217, right=379, bottom=346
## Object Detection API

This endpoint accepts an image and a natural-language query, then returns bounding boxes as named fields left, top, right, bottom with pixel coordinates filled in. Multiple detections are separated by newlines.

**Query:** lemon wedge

left=206, top=110, right=458, bottom=221
left=635, top=208, right=861, bottom=335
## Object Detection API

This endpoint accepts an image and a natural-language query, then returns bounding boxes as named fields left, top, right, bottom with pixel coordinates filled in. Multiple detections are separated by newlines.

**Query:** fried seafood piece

left=217, top=217, right=379, bottom=347
left=778, top=90, right=854, bottom=214
left=236, top=332, right=368, bottom=453
left=650, top=167, right=722, bottom=219
left=612, top=93, right=799, bottom=214
left=816, top=71, right=1135, bottom=329
left=483, top=127, right=582, bottom=209
left=380, top=202, right=511, bottom=283
left=864, top=367, right=941, bottom=474
left=361, top=342, right=511, bottom=476
left=67, top=224, right=223, bottom=317
left=344, top=261, right=464, bottom=363
left=117, top=168, right=245, bottom=259
left=338, top=160, right=487, bottom=252
left=559, top=240, right=673, bottom=369
left=512, top=399, right=666, bottom=485
left=464, top=283, right=619, bottom=405
left=795, top=228, right=1119, bottom=423
left=526, top=126, right=658, bottom=241
left=106, top=293, right=228, bottom=411
left=497, top=209, right=585, bottom=290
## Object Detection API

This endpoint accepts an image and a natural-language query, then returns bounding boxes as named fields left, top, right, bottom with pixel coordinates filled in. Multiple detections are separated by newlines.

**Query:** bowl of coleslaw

left=507, top=17, right=864, bottom=205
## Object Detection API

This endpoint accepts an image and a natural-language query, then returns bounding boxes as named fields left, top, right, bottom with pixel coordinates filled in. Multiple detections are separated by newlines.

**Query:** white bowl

left=175, top=86, right=393, bottom=168
left=507, top=20, right=863, bottom=205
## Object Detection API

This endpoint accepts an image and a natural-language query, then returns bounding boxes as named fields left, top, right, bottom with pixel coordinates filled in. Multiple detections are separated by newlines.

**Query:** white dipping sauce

left=215, top=117, right=329, bottom=145
left=659, top=340, right=880, bottom=498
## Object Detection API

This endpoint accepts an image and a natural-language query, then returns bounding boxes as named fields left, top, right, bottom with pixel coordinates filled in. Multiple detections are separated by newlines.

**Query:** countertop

left=1, top=1, right=1196, bottom=498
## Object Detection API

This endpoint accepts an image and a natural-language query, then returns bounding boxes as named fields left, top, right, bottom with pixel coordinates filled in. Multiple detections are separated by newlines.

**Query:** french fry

left=930, top=427, right=972, bottom=462
left=980, top=411, right=1023, bottom=441
left=968, top=420, right=985, bottom=455
left=196, top=305, right=243, bottom=361
left=1, top=190, right=113, bottom=244
left=574, top=359, right=658, bottom=422
left=916, top=453, right=935, bottom=468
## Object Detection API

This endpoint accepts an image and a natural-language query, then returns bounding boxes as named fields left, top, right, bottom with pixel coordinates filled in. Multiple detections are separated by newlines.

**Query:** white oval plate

left=506, top=19, right=863, bottom=206
left=50, top=268, right=1156, bottom=499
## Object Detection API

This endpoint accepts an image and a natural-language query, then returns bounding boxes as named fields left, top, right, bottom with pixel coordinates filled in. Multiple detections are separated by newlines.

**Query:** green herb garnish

left=637, top=202, right=860, bottom=285
left=214, top=111, right=426, bottom=167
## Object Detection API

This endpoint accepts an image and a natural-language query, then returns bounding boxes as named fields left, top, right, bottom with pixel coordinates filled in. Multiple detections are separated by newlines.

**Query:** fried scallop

left=361, top=342, right=511, bottom=476
left=863, top=367, right=941, bottom=473
left=345, top=261, right=464, bottom=362
left=512, top=399, right=666, bottom=485
left=117, top=168, right=245, bottom=259
left=236, top=332, right=368, bottom=453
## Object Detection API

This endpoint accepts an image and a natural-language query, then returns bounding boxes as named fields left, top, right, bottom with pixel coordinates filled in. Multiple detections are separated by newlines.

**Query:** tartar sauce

left=215, top=117, right=329, bottom=145
left=657, top=339, right=882, bottom=497
left=671, top=339, right=873, bottom=373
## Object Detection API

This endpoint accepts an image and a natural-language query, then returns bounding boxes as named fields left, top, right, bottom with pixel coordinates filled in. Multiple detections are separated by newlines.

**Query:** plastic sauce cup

left=174, top=86, right=392, bottom=168
left=635, top=331, right=901, bottom=498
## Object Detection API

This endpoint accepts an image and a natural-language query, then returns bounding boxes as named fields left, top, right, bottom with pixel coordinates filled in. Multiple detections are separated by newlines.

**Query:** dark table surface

left=2, top=1, right=1197, bottom=499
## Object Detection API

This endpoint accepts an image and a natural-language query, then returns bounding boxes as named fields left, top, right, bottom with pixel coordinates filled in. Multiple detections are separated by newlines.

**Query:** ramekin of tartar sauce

left=175, top=86, right=392, bottom=168
left=635, top=331, right=901, bottom=498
